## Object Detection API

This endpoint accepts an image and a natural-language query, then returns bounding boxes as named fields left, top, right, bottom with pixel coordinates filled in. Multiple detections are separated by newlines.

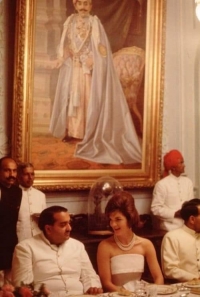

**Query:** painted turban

left=163, top=149, right=183, bottom=177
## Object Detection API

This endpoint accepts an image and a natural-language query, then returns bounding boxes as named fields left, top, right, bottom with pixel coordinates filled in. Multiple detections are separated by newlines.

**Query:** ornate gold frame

left=12, top=0, right=166, bottom=191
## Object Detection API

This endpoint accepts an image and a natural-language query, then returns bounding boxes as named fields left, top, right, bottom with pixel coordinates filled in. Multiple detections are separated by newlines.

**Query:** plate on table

left=148, top=285, right=177, bottom=295
left=185, top=280, right=200, bottom=288
left=108, top=292, right=135, bottom=297
left=190, top=288, right=200, bottom=295
left=68, top=295, right=99, bottom=297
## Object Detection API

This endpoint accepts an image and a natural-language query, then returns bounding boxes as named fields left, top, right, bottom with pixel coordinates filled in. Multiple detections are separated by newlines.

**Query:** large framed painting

left=12, top=0, right=166, bottom=191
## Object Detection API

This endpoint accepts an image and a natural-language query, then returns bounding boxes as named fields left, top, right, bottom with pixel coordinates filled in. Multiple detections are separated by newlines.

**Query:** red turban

left=163, top=149, right=183, bottom=177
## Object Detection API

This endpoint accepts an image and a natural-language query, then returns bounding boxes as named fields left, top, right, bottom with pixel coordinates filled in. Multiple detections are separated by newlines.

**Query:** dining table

left=50, top=282, right=200, bottom=297
left=99, top=283, right=200, bottom=297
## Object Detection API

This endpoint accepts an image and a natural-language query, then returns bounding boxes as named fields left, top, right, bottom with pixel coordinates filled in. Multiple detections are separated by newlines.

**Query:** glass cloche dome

left=88, top=176, right=123, bottom=235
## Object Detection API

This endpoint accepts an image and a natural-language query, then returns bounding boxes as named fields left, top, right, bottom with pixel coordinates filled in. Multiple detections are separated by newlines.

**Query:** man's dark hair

left=180, top=198, right=200, bottom=221
left=17, top=162, right=34, bottom=174
left=38, top=205, right=68, bottom=232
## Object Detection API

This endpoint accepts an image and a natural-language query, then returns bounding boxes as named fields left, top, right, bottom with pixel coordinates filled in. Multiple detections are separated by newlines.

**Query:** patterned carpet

left=31, top=134, right=141, bottom=170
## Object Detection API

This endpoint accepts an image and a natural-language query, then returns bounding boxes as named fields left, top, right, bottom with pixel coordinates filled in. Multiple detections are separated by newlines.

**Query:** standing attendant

left=0, top=157, right=22, bottom=282
left=151, top=149, right=194, bottom=231
left=17, top=162, right=46, bottom=242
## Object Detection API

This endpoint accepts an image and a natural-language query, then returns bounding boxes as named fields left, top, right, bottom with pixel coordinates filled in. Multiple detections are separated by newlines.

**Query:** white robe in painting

left=49, top=14, right=142, bottom=165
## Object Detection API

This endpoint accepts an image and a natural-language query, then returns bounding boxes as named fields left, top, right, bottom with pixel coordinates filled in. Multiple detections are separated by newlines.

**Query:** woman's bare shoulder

left=98, top=236, right=115, bottom=248
left=135, top=235, right=153, bottom=247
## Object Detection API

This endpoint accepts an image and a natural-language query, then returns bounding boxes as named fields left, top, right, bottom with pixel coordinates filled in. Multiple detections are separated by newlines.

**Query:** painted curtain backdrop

left=32, top=0, right=146, bottom=170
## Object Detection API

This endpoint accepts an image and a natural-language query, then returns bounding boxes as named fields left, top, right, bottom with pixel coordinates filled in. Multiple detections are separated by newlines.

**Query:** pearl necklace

left=114, top=233, right=136, bottom=251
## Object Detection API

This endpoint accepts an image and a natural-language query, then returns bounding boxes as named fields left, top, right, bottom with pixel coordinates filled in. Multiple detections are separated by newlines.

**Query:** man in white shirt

left=161, top=198, right=200, bottom=282
left=12, top=205, right=103, bottom=295
left=17, top=162, right=46, bottom=242
left=151, top=149, right=194, bottom=231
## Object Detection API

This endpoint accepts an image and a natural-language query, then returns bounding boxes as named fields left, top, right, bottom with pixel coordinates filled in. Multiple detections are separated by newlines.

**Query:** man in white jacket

left=151, top=149, right=194, bottom=231
left=17, top=162, right=46, bottom=242
left=161, top=198, right=200, bottom=281
left=12, top=205, right=103, bottom=295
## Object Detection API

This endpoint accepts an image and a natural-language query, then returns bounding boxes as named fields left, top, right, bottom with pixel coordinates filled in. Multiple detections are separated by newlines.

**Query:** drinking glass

left=146, top=285, right=157, bottom=297
left=177, top=284, right=190, bottom=297
left=135, top=281, right=147, bottom=297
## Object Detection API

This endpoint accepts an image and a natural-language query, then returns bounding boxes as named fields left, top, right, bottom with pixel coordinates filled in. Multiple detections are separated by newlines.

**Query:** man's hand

left=54, top=58, right=64, bottom=69
left=86, top=287, right=103, bottom=295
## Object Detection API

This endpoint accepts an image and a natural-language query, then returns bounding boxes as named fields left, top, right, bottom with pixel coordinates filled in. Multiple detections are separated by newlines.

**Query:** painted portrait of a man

left=32, top=0, right=147, bottom=170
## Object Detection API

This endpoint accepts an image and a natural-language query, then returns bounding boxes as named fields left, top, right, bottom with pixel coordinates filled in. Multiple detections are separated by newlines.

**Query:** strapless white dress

left=111, top=254, right=144, bottom=291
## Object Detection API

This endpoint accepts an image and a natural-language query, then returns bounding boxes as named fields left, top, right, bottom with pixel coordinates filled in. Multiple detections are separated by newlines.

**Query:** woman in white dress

left=97, top=191, right=164, bottom=292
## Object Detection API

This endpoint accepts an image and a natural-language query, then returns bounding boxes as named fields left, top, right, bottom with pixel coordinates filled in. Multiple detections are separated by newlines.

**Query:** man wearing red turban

left=151, top=149, right=194, bottom=231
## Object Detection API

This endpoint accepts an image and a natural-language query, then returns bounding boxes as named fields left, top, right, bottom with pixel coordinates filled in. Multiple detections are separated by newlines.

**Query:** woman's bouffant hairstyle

left=105, top=191, right=139, bottom=230
left=180, top=198, right=200, bottom=221
left=38, top=205, right=68, bottom=233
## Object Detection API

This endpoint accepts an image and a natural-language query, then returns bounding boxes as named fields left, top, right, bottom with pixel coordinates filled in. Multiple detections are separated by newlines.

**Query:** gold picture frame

left=12, top=0, right=166, bottom=191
